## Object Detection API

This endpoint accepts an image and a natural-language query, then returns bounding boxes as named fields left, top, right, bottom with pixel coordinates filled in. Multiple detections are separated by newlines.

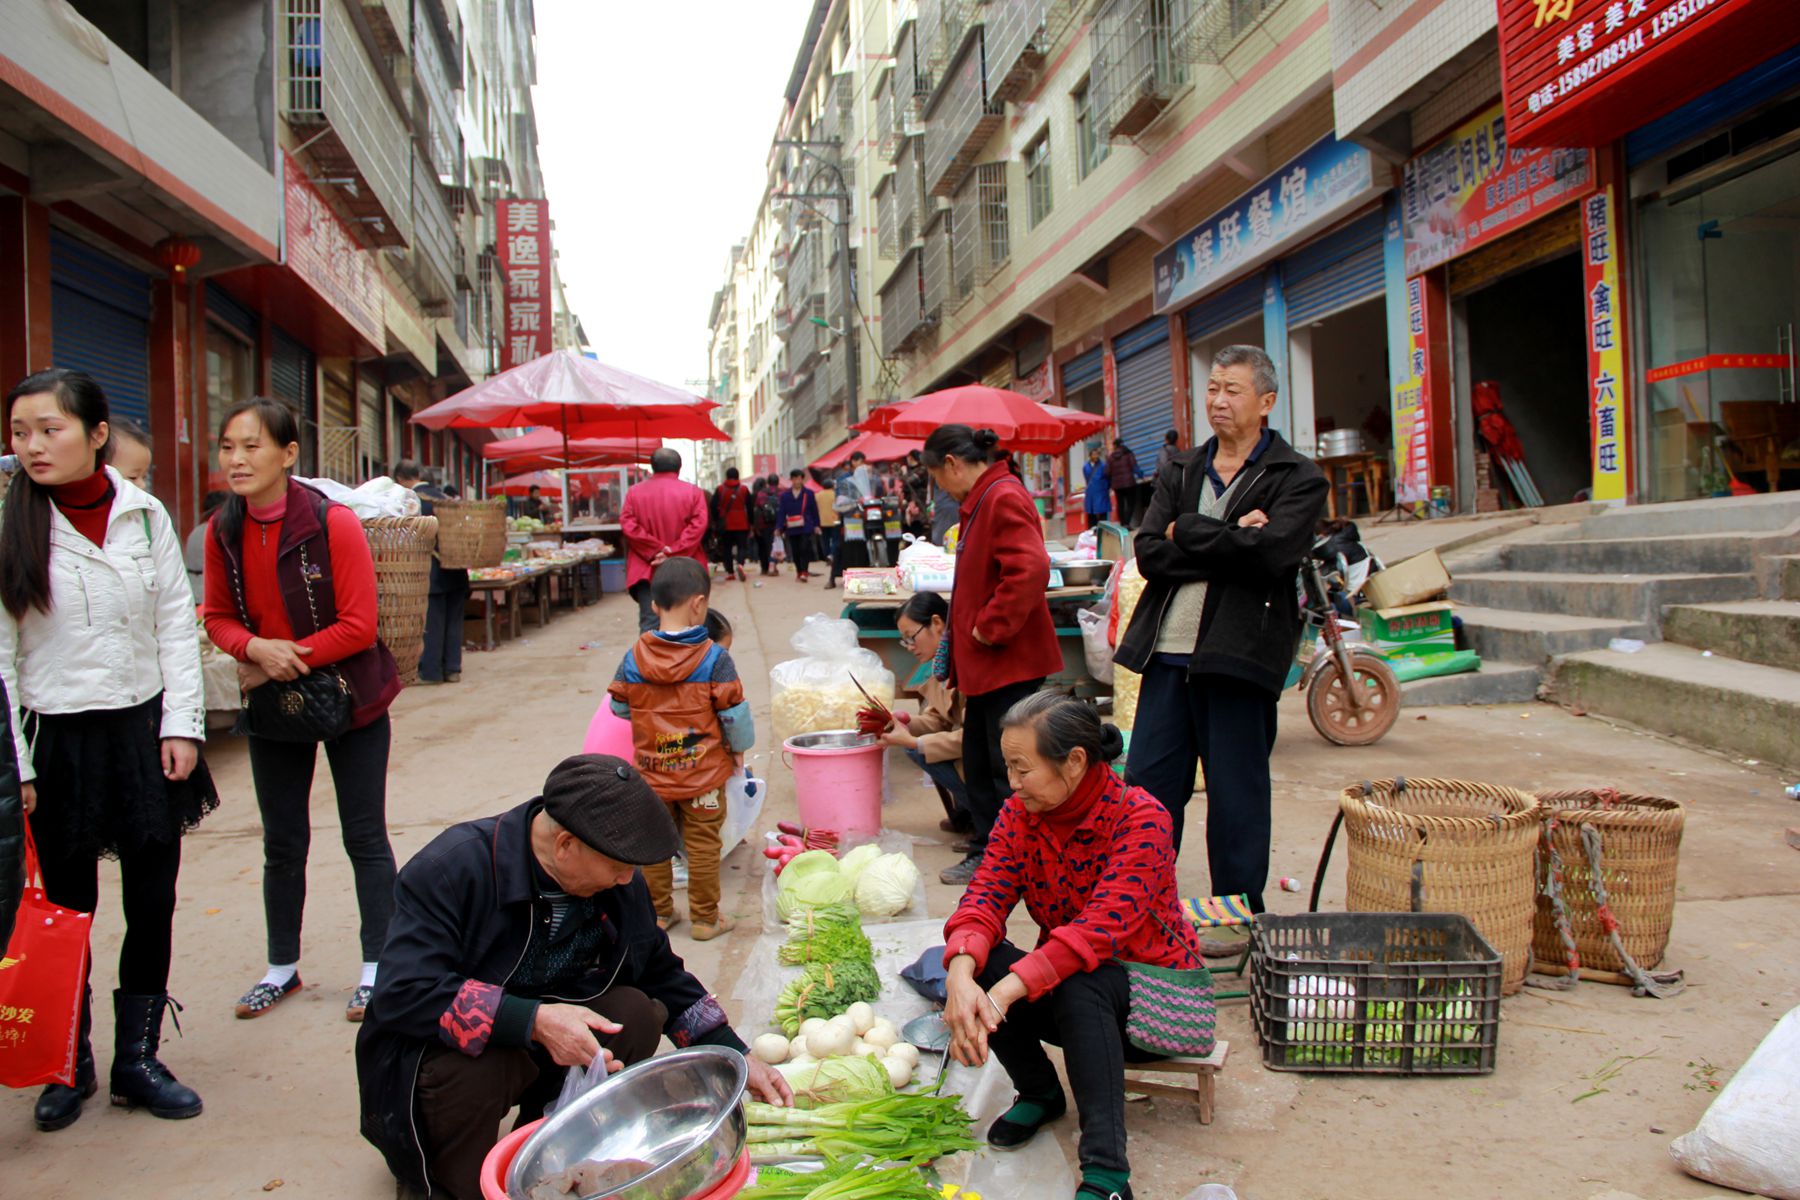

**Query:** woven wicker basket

left=1340, top=778, right=1542, bottom=994
left=1533, top=789, right=1684, bottom=974
left=430, top=497, right=507, bottom=569
left=363, top=516, right=436, bottom=687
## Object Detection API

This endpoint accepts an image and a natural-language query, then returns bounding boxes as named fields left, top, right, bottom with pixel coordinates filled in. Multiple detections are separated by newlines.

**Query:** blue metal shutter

left=49, top=231, right=152, bottom=428
left=1062, top=346, right=1104, bottom=392
left=1626, top=43, right=1800, bottom=166
left=1112, top=317, right=1172, bottom=481
left=1183, top=274, right=1264, bottom=342
left=1283, top=211, right=1386, bottom=327
left=205, top=283, right=258, bottom=340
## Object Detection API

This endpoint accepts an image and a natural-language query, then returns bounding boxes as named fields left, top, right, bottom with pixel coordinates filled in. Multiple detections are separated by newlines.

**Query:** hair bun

left=1098, top=723, right=1126, bottom=763
left=973, top=428, right=1001, bottom=451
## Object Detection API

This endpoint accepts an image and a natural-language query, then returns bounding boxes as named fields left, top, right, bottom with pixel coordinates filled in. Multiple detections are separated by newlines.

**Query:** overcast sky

left=533, top=0, right=817, bottom=392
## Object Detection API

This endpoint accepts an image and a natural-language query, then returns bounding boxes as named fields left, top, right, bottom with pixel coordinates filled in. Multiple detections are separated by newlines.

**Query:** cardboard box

left=1362, top=601, right=1456, bottom=654
left=1363, top=550, right=1452, bottom=610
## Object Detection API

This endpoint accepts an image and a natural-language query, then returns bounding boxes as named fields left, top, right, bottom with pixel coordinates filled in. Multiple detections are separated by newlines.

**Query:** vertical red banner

left=497, top=200, right=552, bottom=369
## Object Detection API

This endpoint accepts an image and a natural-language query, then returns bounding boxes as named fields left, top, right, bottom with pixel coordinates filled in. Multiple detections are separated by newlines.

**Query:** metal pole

left=838, top=197, right=859, bottom=428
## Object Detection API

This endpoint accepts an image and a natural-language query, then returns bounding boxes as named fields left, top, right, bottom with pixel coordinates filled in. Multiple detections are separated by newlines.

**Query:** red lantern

left=154, top=237, right=201, bottom=279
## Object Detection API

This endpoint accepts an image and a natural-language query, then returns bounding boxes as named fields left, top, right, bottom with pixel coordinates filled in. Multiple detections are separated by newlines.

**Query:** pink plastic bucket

left=480, top=1120, right=752, bottom=1200
left=781, top=730, right=884, bottom=839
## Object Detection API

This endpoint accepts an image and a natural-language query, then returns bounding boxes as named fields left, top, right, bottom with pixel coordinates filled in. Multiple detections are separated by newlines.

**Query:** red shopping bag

left=0, top=824, right=91, bottom=1088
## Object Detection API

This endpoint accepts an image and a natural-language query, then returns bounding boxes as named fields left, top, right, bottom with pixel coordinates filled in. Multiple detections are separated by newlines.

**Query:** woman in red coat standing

left=922, top=425, right=1061, bottom=885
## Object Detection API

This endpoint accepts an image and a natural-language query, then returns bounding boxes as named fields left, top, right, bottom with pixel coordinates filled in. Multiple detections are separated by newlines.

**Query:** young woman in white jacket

left=0, top=368, right=216, bottom=1133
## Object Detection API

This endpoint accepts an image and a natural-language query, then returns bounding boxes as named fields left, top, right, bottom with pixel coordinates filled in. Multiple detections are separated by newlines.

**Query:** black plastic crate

left=1250, top=912, right=1502, bottom=1075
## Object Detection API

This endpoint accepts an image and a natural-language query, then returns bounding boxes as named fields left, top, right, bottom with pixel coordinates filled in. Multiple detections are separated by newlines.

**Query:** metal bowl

left=1056, top=559, right=1114, bottom=588
left=506, top=1046, right=748, bottom=1200
left=784, top=729, right=878, bottom=750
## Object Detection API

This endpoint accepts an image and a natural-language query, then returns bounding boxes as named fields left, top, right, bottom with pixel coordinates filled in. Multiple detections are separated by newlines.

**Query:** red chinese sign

left=1498, top=0, right=1800, bottom=148
left=498, top=200, right=552, bottom=369
left=1646, top=353, right=1789, bottom=382
left=1581, top=187, right=1628, bottom=501
left=1402, top=104, right=1592, bottom=276
left=282, top=152, right=383, bottom=349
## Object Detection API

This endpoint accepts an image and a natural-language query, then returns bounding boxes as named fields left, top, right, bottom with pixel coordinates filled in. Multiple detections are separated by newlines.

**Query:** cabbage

left=777, top=865, right=851, bottom=922
left=836, top=843, right=883, bottom=889
left=853, top=853, right=920, bottom=918
left=782, top=849, right=841, bottom=882
left=772, top=1053, right=895, bottom=1109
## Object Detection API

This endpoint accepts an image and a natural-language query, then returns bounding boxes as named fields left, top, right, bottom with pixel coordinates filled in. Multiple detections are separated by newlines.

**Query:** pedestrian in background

left=904, top=450, right=930, bottom=537
left=203, top=397, right=401, bottom=1022
left=1115, top=345, right=1326, bottom=951
left=608, top=558, right=754, bottom=940
left=777, top=468, right=820, bottom=582
left=829, top=456, right=870, bottom=588
left=753, top=473, right=781, bottom=576
left=1082, top=446, right=1110, bottom=529
left=922, top=425, right=1060, bottom=886
left=3, top=368, right=214, bottom=1130
left=1156, top=429, right=1181, bottom=479
left=620, top=448, right=711, bottom=632
left=813, top=468, right=840, bottom=571
left=711, top=467, right=752, bottom=583
left=393, top=461, right=469, bottom=685
left=1106, top=438, right=1140, bottom=528
left=185, top=490, right=229, bottom=604
left=108, top=416, right=154, bottom=491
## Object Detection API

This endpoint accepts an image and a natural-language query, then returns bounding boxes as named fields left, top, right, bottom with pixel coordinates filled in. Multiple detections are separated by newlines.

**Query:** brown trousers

left=412, top=985, right=667, bottom=1200
left=641, top=788, right=726, bottom=925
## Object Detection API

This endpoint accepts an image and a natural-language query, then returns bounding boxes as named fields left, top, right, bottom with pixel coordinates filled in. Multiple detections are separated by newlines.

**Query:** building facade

left=709, top=0, right=1800, bottom=512
left=0, top=0, right=583, bottom=530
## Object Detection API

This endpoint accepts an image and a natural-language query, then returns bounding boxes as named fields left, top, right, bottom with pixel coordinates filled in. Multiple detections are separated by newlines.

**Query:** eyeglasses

left=897, top=627, right=921, bottom=649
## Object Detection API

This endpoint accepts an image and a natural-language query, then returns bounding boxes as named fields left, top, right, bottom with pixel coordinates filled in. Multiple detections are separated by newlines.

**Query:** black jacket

left=355, top=800, right=748, bottom=1193
left=1115, top=431, right=1327, bottom=695
left=0, top=676, right=22, bottom=951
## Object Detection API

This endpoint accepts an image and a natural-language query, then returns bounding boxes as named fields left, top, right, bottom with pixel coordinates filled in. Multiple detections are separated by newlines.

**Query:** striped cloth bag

left=1122, top=912, right=1218, bottom=1057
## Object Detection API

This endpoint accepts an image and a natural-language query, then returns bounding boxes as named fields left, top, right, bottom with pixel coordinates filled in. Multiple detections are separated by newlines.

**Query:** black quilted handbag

left=238, top=668, right=352, bottom=743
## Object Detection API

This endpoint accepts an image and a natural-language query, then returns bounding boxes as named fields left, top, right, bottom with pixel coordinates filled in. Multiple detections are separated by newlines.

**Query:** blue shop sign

left=1153, top=136, right=1391, bottom=314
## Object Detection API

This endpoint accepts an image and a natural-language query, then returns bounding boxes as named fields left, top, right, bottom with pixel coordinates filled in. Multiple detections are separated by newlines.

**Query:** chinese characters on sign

left=497, top=200, right=553, bottom=370
left=1582, top=186, right=1628, bottom=502
left=1153, top=137, right=1387, bottom=313
left=1497, top=0, right=1790, bottom=148
left=282, top=152, right=384, bottom=350
left=1393, top=276, right=1434, bottom=504
left=1401, top=104, right=1593, bottom=276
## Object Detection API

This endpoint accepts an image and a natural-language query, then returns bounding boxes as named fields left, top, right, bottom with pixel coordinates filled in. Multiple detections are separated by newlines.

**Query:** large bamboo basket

left=430, top=497, right=507, bottom=569
left=363, top=516, right=436, bottom=687
left=1533, top=789, right=1684, bottom=974
left=1340, top=778, right=1542, bottom=994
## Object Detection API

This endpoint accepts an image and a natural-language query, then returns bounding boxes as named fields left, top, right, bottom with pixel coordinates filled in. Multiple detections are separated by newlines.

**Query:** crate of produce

left=1250, top=912, right=1502, bottom=1075
left=430, top=497, right=508, bottom=569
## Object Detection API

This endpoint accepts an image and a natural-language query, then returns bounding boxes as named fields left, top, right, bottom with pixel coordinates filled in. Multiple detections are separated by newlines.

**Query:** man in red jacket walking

left=711, top=468, right=752, bottom=583
left=620, top=449, right=710, bottom=632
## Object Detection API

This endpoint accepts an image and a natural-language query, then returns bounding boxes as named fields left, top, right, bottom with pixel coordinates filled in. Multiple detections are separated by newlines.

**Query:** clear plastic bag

left=1077, top=608, right=1115, bottom=686
left=541, top=1044, right=610, bottom=1120
left=769, top=616, right=896, bottom=741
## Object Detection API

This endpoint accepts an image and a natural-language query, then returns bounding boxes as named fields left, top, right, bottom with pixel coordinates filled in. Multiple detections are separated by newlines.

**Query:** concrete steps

left=1402, top=660, right=1541, bottom=706
left=1452, top=570, right=1756, bottom=627
left=1547, top=641, right=1800, bottom=772
left=1557, top=490, right=1800, bottom=538
left=1662, top=600, right=1800, bottom=672
left=1455, top=605, right=1648, bottom=663
left=1779, top=557, right=1800, bottom=600
left=1502, top=527, right=1800, bottom=575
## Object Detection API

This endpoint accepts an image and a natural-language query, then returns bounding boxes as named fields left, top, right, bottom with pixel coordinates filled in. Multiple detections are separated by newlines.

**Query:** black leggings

left=959, top=677, right=1044, bottom=849
left=31, top=820, right=181, bottom=996
left=247, top=715, right=396, bottom=964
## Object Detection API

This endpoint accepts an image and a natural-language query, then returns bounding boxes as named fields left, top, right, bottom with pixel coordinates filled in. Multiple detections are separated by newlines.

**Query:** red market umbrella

left=886, top=385, right=1067, bottom=446
left=483, top=430, right=659, bottom=470
left=1006, top=404, right=1113, bottom=454
left=413, top=350, right=720, bottom=432
left=499, top=471, right=565, bottom=496
left=810, top=431, right=924, bottom=471
left=852, top=399, right=913, bottom=434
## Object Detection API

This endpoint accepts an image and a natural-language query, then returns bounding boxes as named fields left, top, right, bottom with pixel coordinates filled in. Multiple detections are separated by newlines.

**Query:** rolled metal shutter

left=1183, top=274, right=1263, bottom=343
left=205, top=283, right=258, bottom=340
left=1112, top=317, right=1172, bottom=481
left=49, top=231, right=152, bottom=428
left=270, top=327, right=316, bottom=414
left=1283, top=211, right=1386, bottom=328
left=1061, top=346, right=1104, bottom=392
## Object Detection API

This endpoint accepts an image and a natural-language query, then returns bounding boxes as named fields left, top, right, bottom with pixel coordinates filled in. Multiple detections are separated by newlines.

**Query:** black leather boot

left=109, top=991, right=202, bottom=1120
left=34, top=986, right=95, bottom=1132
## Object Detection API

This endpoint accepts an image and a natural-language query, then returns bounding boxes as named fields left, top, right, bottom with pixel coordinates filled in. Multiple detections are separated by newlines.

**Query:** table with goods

left=465, top=535, right=612, bottom=651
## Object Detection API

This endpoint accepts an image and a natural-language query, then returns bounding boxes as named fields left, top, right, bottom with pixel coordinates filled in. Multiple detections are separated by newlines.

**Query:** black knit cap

left=540, top=754, right=681, bottom=865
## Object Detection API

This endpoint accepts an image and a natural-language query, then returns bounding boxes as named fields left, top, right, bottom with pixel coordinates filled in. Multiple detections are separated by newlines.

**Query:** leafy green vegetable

left=736, top=1158, right=940, bottom=1198
left=836, top=843, right=883, bottom=889
left=775, top=960, right=881, bottom=1036
left=772, top=1053, right=894, bottom=1108
left=780, top=903, right=874, bottom=968
left=744, top=1093, right=978, bottom=1165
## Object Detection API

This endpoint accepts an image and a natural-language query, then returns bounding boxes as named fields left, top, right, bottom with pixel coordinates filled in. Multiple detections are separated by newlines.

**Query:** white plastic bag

left=542, top=1044, right=610, bottom=1120
left=1077, top=607, right=1116, bottom=685
left=1075, top=528, right=1099, bottom=557
left=1670, top=1006, right=1800, bottom=1198
left=294, top=475, right=421, bottom=519
left=769, top=615, right=895, bottom=741
left=718, top=767, right=764, bottom=860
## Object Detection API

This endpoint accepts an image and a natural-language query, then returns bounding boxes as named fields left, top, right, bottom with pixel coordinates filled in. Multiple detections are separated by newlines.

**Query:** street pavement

left=5, top=564, right=1794, bottom=1199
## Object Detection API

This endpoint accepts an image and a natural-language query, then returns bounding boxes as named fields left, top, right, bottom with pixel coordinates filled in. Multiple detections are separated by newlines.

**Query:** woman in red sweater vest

left=922, top=425, right=1061, bottom=886
left=942, top=693, right=1207, bottom=1200
left=201, top=398, right=400, bottom=1024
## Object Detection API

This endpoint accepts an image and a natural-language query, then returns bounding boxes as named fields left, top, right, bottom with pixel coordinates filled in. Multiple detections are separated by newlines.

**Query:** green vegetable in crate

left=775, top=960, right=882, bottom=1036
left=779, top=903, right=873, bottom=968
left=771, top=1053, right=894, bottom=1109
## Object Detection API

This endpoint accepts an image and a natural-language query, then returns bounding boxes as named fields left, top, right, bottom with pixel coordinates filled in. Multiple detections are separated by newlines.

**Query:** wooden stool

left=1181, top=894, right=1254, bottom=1000
left=1125, top=1041, right=1230, bottom=1124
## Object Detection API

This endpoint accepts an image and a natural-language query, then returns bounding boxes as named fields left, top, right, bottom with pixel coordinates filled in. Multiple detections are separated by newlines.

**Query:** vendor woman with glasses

left=876, top=592, right=971, bottom=840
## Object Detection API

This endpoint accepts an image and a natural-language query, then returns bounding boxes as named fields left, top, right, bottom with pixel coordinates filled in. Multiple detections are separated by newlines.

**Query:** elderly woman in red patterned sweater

left=942, top=692, right=1205, bottom=1200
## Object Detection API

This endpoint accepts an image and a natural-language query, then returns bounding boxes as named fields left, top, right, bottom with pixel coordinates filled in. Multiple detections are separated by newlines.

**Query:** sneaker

left=939, top=852, right=984, bottom=886
left=691, top=915, right=737, bottom=942
left=655, top=913, right=683, bottom=934
left=235, top=975, right=302, bottom=1019
left=447, top=672, right=462, bottom=683
left=346, top=985, right=373, bottom=1023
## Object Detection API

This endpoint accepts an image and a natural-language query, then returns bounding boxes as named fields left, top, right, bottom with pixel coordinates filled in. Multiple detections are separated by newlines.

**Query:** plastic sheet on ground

left=729, top=916, right=943, bottom=1046
left=757, top=830, right=929, bottom=930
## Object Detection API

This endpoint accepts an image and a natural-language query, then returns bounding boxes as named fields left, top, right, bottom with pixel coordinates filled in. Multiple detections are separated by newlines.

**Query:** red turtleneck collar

left=51, top=470, right=115, bottom=547
left=1033, top=760, right=1113, bottom=841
